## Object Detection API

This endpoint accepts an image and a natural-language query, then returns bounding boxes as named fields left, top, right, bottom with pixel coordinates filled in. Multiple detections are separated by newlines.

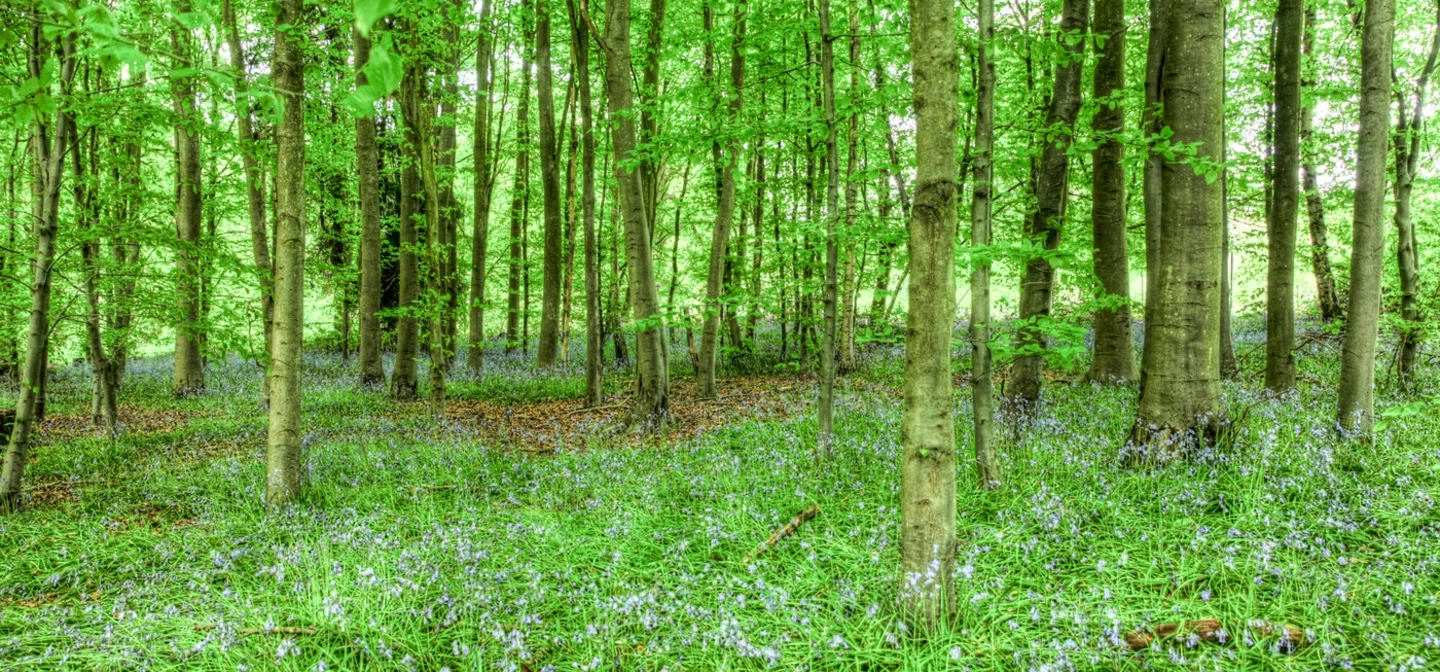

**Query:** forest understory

left=2, top=322, right=1438, bottom=671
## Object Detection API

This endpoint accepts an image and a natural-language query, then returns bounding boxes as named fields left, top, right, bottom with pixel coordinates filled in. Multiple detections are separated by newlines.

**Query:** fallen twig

left=1124, top=618, right=1306, bottom=654
left=743, top=504, right=820, bottom=564
left=566, top=402, right=626, bottom=416
left=193, top=624, right=318, bottom=637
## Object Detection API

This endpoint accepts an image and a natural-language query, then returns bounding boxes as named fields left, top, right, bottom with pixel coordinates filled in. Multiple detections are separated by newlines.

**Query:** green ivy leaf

left=354, top=0, right=397, bottom=37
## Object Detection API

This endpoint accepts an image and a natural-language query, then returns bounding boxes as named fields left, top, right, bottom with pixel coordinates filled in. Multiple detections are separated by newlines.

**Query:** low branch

left=742, top=504, right=820, bottom=564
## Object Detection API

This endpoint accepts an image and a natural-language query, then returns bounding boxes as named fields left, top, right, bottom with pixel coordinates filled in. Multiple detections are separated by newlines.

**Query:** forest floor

left=2, top=328, right=1439, bottom=671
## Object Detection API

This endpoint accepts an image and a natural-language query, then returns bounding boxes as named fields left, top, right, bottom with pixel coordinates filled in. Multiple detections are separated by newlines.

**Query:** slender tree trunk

left=1301, top=3, right=1341, bottom=324
left=509, top=19, right=533, bottom=352
left=698, top=1, right=745, bottom=399
left=438, top=22, right=462, bottom=368
left=171, top=2, right=205, bottom=396
left=838, top=0, right=860, bottom=374
left=1220, top=167, right=1239, bottom=378
left=1265, top=0, right=1302, bottom=392
left=265, top=0, right=306, bottom=508
left=1336, top=0, right=1394, bottom=435
left=1008, top=0, right=1089, bottom=407
left=900, top=0, right=958, bottom=624
left=77, top=129, right=119, bottom=437
left=971, top=0, right=1000, bottom=489
left=602, top=0, right=670, bottom=428
left=223, top=0, right=276, bottom=399
left=1126, top=0, right=1225, bottom=464
left=537, top=0, right=565, bottom=367
left=2, top=28, right=74, bottom=514
left=817, top=0, right=841, bottom=459
left=1138, top=0, right=1166, bottom=396
left=354, top=30, right=387, bottom=388
left=1086, top=0, right=1136, bottom=384
left=1394, top=2, right=1439, bottom=384
left=571, top=0, right=602, bottom=406
left=391, top=58, right=424, bottom=400
left=470, top=0, right=497, bottom=371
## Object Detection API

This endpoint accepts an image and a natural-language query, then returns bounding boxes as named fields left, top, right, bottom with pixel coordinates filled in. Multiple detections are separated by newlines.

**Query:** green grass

left=2, top=337, right=1439, bottom=671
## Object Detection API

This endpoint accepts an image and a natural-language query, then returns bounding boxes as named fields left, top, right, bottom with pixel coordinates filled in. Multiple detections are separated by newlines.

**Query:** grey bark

left=972, top=0, right=1000, bottom=489
left=1265, top=0, right=1302, bottom=393
left=537, top=0, right=565, bottom=367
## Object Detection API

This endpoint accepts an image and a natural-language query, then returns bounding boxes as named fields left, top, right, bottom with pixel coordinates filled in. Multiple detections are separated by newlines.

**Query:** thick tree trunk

left=537, top=0, right=565, bottom=367
left=1139, top=0, right=1166, bottom=396
left=1265, top=0, right=1302, bottom=393
left=1086, top=0, right=1136, bottom=385
left=604, top=0, right=669, bottom=428
left=171, top=2, right=206, bottom=397
left=1008, top=0, right=1090, bottom=407
left=1301, top=4, right=1342, bottom=324
left=571, top=0, right=602, bottom=406
left=470, top=0, right=497, bottom=371
left=698, top=1, right=745, bottom=399
left=265, top=0, right=305, bottom=508
left=900, top=0, right=958, bottom=624
left=1336, top=0, right=1394, bottom=435
left=354, top=30, right=387, bottom=388
left=1126, top=0, right=1226, bottom=465
left=971, top=0, right=1000, bottom=490
left=1393, top=4, right=1438, bottom=384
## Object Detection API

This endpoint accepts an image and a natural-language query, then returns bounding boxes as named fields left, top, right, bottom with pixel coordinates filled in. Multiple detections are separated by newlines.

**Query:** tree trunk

left=1008, top=0, right=1090, bottom=407
left=470, top=0, right=498, bottom=371
left=1393, top=2, right=1439, bottom=385
left=971, top=0, right=1000, bottom=490
left=2, top=29, right=74, bottom=514
left=1086, top=0, right=1136, bottom=385
left=1265, top=0, right=1302, bottom=393
left=392, top=58, right=423, bottom=400
left=900, top=0, right=958, bottom=624
left=1138, top=0, right=1166, bottom=397
left=509, top=19, right=533, bottom=352
left=1301, top=3, right=1341, bottom=324
left=537, top=0, right=565, bottom=367
left=76, top=128, right=119, bottom=437
left=1126, top=0, right=1226, bottom=465
left=171, top=1, right=206, bottom=397
left=603, top=0, right=669, bottom=428
left=817, top=0, right=841, bottom=458
left=838, top=1, right=860, bottom=375
left=223, top=0, right=277, bottom=400
left=265, top=0, right=306, bottom=508
left=353, top=30, right=387, bottom=389
left=698, top=1, right=745, bottom=399
left=1336, top=0, right=1394, bottom=435
left=571, top=0, right=602, bottom=406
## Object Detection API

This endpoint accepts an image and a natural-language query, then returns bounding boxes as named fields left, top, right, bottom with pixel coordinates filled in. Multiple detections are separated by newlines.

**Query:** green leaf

left=173, top=11, right=208, bottom=29
left=354, top=0, right=397, bottom=37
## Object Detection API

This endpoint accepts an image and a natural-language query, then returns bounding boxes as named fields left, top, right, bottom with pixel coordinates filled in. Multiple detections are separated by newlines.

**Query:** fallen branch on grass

left=1124, top=618, right=1306, bottom=653
left=566, top=402, right=626, bottom=416
left=742, top=504, right=820, bottom=565
left=193, top=624, right=318, bottom=637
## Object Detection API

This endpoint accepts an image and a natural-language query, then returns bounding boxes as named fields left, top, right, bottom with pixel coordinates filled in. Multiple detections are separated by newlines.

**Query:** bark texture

left=171, top=1, right=206, bottom=396
left=537, top=0, right=564, bottom=367
left=1265, top=0, right=1302, bottom=393
left=901, top=0, right=958, bottom=624
left=1335, top=0, right=1393, bottom=435
left=354, top=30, right=386, bottom=389
left=971, top=0, right=1000, bottom=489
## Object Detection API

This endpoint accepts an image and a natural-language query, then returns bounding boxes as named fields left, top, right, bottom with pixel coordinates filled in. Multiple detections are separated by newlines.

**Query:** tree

left=600, top=0, right=669, bottom=429
left=1335, top=0, right=1394, bottom=435
left=354, top=29, right=387, bottom=389
left=471, top=0, right=498, bottom=372
left=1301, top=2, right=1341, bottom=324
left=1125, top=0, right=1225, bottom=464
left=971, top=0, right=1000, bottom=489
left=817, top=0, right=840, bottom=458
left=1007, top=0, right=1090, bottom=407
left=1393, top=0, right=1439, bottom=384
left=1265, top=0, right=1302, bottom=393
left=509, top=8, right=533, bottom=352
left=570, top=0, right=602, bottom=407
left=536, top=0, right=564, bottom=367
left=265, top=0, right=307, bottom=508
left=2, top=20, right=76, bottom=514
left=1086, top=0, right=1136, bottom=385
left=391, top=52, right=424, bottom=400
left=171, top=0, right=205, bottom=397
left=900, top=0, right=958, bottom=624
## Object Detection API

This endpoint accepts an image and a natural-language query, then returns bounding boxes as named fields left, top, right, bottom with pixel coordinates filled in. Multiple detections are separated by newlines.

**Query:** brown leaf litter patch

left=442, top=375, right=810, bottom=452
left=105, top=502, right=197, bottom=534
left=35, top=406, right=196, bottom=441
